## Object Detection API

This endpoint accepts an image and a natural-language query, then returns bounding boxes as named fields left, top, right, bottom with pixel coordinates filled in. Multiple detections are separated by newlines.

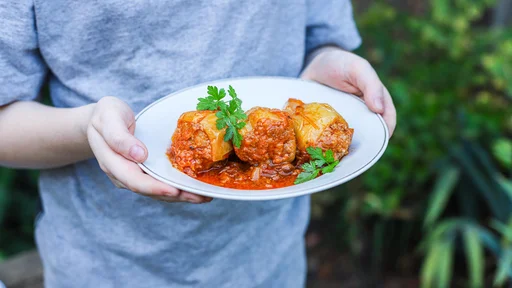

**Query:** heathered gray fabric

left=0, top=1, right=361, bottom=287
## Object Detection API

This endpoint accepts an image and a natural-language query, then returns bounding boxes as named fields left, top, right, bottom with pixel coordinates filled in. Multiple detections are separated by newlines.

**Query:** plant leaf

left=325, top=150, right=335, bottom=163
left=228, top=85, right=237, bottom=98
left=492, top=139, right=512, bottom=168
left=322, top=161, right=339, bottom=174
left=196, top=97, right=218, bottom=111
left=452, top=148, right=509, bottom=221
left=475, top=225, right=501, bottom=255
left=495, top=175, right=512, bottom=199
left=302, top=162, right=317, bottom=173
left=494, top=249, right=512, bottom=287
left=306, top=147, right=324, bottom=161
left=224, top=126, right=234, bottom=142
left=232, top=129, right=243, bottom=148
left=207, top=86, right=226, bottom=100
left=424, top=166, right=460, bottom=228
left=464, top=228, right=484, bottom=288
left=421, top=243, right=441, bottom=288
left=491, top=220, right=512, bottom=242
left=437, top=241, right=454, bottom=288
left=294, top=170, right=319, bottom=184
left=216, top=117, right=227, bottom=130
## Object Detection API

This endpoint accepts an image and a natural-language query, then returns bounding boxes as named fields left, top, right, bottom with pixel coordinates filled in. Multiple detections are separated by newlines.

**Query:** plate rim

left=136, top=76, right=389, bottom=201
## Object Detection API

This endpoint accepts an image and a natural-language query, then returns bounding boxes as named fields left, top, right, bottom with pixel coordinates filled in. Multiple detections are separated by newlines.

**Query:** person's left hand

left=301, top=47, right=396, bottom=136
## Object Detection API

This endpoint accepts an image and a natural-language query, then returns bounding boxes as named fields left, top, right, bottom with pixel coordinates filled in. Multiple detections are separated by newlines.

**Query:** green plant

left=420, top=140, right=512, bottom=287
left=355, top=0, right=511, bottom=218
left=420, top=218, right=512, bottom=288
left=0, top=168, right=39, bottom=261
left=310, top=0, right=512, bottom=286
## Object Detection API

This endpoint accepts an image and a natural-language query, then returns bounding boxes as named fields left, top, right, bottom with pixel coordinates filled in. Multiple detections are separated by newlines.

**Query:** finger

left=152, top=194, right=213, bottom=204
left=151, top=195, right=183, bottom=203
left=178, top=191, right=213, bottom=203
left=349, top=60, right=385, bottom=114
left=89, top=126, right=178, bottom=197
left=152, top=190, right=211, bottom=204
left=102, top=118, right=147, bottom=163
left=382, top=87, right=397, bottom=137
left=107, top=174, right=127, bottom=189
left=92, top=99, right=148, bottom=163
left=89, top=127, right=212, bottom=203
left=350, top=89, right=363, bottom=98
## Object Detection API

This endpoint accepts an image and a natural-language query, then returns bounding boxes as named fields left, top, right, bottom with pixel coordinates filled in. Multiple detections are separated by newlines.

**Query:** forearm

left=0, top=101, right=95, bottom=169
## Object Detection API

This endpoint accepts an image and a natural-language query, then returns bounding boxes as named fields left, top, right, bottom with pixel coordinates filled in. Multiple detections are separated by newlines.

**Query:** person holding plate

left=0, top=0, right=396, bottom=287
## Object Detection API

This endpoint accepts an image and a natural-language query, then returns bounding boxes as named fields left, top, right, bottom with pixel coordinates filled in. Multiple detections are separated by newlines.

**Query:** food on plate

left=168, top=110, right=233, bottom=176
left=294, top=147, right=340, bottom=184
left=234, top=107, right=296, bottom=165
left=196, top=85, right=247, bottom=147
left=284, top=98, right=353, bottom=163
left=167, top=86, right=353, bottom=189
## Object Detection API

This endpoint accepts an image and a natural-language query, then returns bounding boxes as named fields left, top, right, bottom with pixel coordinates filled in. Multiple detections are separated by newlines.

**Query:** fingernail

left=129, top=145, right=145, bottom=162
left=374, top=97, right=384, bottom=112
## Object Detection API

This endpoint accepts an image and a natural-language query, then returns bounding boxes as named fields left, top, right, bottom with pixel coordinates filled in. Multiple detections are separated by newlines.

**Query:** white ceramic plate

left=135, top=77, right=388, bottom=201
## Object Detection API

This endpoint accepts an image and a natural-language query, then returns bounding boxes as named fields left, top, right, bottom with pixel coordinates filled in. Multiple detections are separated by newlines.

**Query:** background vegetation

left=0, top=0, right=511, bottom=287
left=308, top=0, right=512, bottom=287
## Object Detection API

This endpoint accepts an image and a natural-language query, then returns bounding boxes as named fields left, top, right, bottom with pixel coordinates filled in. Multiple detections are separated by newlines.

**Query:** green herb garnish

left=294, top=147, right=340, bottom=184
left=196, top=85, right=247, bottom=148
left=197, top=86, right=226, bottom=111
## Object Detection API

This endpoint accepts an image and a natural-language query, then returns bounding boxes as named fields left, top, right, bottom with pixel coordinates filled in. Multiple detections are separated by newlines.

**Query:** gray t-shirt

left=0, top=1, right=361, bottom=287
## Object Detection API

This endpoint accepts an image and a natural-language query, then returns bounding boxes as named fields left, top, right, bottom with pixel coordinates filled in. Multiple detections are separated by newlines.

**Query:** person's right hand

left=85, top=96, right=213, bottom=204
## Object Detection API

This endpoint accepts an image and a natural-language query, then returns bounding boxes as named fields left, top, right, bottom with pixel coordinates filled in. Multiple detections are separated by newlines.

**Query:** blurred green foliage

left=312, top=0, right=512, bottom=286
left=355, top=0, right=511, bottom=217
left=0, top=169, right=39, bottom=261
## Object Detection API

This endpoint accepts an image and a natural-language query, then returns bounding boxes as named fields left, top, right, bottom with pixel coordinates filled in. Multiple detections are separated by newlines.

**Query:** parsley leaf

left=314, top=159, right=327, bottom=167
left=196, top=85, right=247, bottom=148
left=228, top=85, right=237, bottom=98
left=231, top=126, right=243, bottom=148
left=321, top=160, right=339, bottom=174
left=197, top=97, right=219, bottom=111
left=294, top=148, right=340, bottom=185
left=197, top=86, right=227, bottom=111
left=307, top=147, right=325, bottom=161
left=208, top=86, right=226, bottom=100
left=216, top=116, right=227, bottom=130
left=224, top=124, right=234, bottom=142
left=294, top=170, right=319, bottom=184
left=302, top=162, right=317, bottom=173
left=324, top=150, right=335, bottom=163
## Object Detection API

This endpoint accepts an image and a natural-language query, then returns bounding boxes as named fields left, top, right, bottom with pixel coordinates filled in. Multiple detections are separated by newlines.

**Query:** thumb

left=349, top=60, right=386, bottom=114
left=106, top=129, right=148, bottom=163
left=105, top=121, right=147, bottom=163
left=361, top=83, right=385, bottom=115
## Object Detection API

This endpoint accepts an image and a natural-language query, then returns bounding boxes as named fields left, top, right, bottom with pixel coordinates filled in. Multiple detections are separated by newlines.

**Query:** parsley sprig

left=196, top=85, right=247, bottom=148
left=197, top=86, right=226, bottom=111
left=294, top=147, right=340, bottom=184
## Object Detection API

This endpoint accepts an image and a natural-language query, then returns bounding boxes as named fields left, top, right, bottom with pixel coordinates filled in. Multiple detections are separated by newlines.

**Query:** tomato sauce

left=167, top=153, right=301, bottom=190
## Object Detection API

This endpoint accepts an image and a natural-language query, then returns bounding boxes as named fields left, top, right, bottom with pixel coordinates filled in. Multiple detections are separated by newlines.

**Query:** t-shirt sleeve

left=305, top=0, right=362, bottom=55
left=0, top=1, right=48, bottom=106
